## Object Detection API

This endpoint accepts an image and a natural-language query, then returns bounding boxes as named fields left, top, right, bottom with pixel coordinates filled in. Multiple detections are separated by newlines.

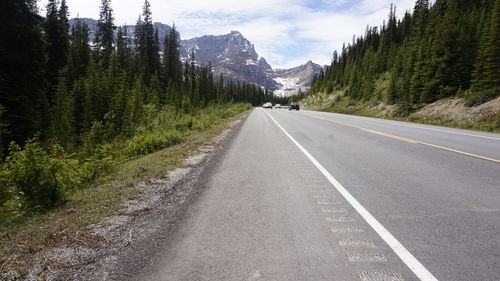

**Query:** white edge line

left=263, top=110, right=439, bottom=281
left=309, top=110, right=500, bottom=141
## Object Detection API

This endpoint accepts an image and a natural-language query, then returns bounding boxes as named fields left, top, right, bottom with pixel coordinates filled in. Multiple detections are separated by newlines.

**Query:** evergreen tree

left=83, top=59, right=102, bottom=130
left=67, top=18, right=91, bottom=85
left=147, top=74, right=161, bottom=106
left=71, top=78, right=86, bottom=136
left=44, top=0, right=70, bottom=95
left=134, top=0, right=160, bottom=84
left=94, top=0, right=116, bottom=67
left=0, top=105, right=8, bottom=160
left=116, top=25, right=132, bottom=71
left=124, top=76, right=144, bottom=133
left=110, top=71, right=129, bottom=132
left=472, top=0, right=500, bottom=91
left=163, top=25, right=182, bottom=90
left=0, top=0, right=48, bottom=150
left=49, top=74, right=75, bottom=147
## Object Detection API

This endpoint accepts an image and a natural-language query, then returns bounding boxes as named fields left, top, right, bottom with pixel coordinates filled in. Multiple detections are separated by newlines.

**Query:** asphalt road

left=136, top=108, right=500, bottom=281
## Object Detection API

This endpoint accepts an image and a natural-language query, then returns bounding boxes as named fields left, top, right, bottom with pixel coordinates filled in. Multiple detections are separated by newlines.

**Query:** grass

left=321, top=96, right=384, bottom=118
left=319, top=96, right=500, bottom=133
left=0, top=107, right=251, bottom=277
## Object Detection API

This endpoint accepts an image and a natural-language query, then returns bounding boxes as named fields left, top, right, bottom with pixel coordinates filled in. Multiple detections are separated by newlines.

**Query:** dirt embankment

left=415, top=96, right=500, bottom=121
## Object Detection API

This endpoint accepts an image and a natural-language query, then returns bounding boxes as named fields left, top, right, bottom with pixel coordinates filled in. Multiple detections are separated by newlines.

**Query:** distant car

left=274, top=104, right=281, bottom=109
left=289, top=102, right=300, bottom=111
left=263, top=102, right=273, bottom=109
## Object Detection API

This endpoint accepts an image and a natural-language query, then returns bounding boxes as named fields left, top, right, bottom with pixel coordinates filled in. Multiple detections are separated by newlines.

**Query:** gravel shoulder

left=15, top=112, right=249, bottom=281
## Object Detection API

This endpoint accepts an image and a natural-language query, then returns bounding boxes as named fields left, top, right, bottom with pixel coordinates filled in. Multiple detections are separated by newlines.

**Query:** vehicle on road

left=274, top=104, right=281, bottom=109
left=263, top=102, right=273, bottom=109
left=289, top=102, right=300, bottom=110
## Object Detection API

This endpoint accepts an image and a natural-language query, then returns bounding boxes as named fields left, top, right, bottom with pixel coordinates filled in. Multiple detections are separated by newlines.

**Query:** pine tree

left=0, top=0, right=49, bottom=149
left=110, top=71, right=129, bottom=132
left=472, top=0, right=500, bottom=91
left=134, top=0, right=160, bottom=84
left=0, top=105, right=8, bottom=160
left=124, top=76, right=144, bottom=133
left=49, top=74, right=75, bottom=147
left=116, top=25, right=132, bottom=71
left=83, top=59, right=102, bottom=130
left=94, top=0, right=115, bottom=67
left=44, top=0, right=70, bottom=96
left=71, top=78, right=86, bottom=137
left=163, top=25, right=182, bottom=90
left=147, top=74, right=161, bottom=106
left=67, top=18, right=91, bottom=85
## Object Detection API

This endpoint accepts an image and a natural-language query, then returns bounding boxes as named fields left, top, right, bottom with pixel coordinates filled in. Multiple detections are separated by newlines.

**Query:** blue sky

left=39, top=0, right=417, bottom=68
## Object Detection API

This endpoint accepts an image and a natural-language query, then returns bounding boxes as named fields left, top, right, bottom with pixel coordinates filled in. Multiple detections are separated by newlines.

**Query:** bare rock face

left=180, top=31, right=279, bottom=90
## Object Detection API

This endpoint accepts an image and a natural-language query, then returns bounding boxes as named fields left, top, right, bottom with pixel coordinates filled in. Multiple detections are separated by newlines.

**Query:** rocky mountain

left=180, top=31, right=278, bottom=90
left=274, top=61, right=323, bottom=97
left=68, top=18, right=321, bottom=95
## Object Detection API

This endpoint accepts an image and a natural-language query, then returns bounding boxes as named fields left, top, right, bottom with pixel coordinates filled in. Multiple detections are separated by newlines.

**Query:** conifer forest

left=310, top=0, right=500, bottom=115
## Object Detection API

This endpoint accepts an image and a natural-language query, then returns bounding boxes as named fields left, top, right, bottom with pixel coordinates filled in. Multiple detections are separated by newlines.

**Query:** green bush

left=80, top=144, right=114, bottom=182
left=125, top=130, right=183, bottom=156
left=1, top=138, right=80, bottom=212
left=465, top=87, right=500, bottom=107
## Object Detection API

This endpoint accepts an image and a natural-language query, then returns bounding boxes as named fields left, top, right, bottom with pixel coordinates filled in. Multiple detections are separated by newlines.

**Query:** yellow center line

left=308, top=114, right=500, bottom=164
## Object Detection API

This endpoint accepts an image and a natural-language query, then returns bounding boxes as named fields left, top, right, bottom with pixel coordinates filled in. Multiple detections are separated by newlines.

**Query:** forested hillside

left=0, top=0, right=287, bottom=217
left=310, top=0, right=500, bottom=115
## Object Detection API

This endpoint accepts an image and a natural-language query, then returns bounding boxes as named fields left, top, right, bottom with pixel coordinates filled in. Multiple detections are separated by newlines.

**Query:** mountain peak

left=180, top=32, right=278, bottom=90
left=230, top=30, right=242, bottom=36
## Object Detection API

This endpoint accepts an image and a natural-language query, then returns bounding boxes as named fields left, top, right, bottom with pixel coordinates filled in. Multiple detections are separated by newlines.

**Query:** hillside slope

left=301, top=91, right=500, bottom=132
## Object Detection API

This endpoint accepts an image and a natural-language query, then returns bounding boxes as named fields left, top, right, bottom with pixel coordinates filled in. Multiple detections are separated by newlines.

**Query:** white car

left=263, top=102, right=273, bottom=109
left=274, top=104, right=281, bottom=109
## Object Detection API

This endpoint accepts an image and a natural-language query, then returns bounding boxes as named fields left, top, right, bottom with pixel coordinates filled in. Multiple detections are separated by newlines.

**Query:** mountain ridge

left=69, top=18, right=321, bottom=96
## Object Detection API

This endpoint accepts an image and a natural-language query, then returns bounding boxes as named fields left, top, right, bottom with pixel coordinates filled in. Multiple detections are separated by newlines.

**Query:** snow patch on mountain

left=274, top=77, right=301, bottom=97
left=273, top=61, right=323, bottom=97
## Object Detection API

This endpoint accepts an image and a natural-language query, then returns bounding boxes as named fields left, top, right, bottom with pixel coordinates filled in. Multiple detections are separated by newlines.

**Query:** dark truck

left=289, top=102, right=300, bottom=111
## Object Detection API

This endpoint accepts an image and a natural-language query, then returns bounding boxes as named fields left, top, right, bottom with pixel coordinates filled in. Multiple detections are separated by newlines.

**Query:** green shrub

left=82, top=121, right=106, bottom=156
left=80, top=144, right=114, bottom=182
left=465, top=87, right=500, bottom=107
left=1, top=138, right=80, bottom=212
left=125, top=130, right=183, bottom=156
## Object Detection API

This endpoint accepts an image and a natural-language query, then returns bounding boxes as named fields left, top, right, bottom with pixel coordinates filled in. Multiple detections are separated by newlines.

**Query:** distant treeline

left=0, top=0, right=288, bottom=158
left=310, top=0, right=500, bottom=114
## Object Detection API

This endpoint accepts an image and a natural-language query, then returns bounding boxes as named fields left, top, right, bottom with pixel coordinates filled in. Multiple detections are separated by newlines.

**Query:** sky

left=39, top=0, right=417, bottom=69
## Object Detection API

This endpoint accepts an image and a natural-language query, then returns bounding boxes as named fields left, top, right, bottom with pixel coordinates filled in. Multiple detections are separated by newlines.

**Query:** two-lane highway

left=266, top=108, right=500, bottom=281
left=135, top=108, right=500, bottom=281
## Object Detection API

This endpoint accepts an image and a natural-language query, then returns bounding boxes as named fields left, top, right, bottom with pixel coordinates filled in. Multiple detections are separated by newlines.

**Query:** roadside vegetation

left=305, top=93, right=500, bottom=133
left=0, top=0, right=263, bottom=269
left=303, top=0, right=499, bottom=130
left=0, top=105, right=250, bottom=277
